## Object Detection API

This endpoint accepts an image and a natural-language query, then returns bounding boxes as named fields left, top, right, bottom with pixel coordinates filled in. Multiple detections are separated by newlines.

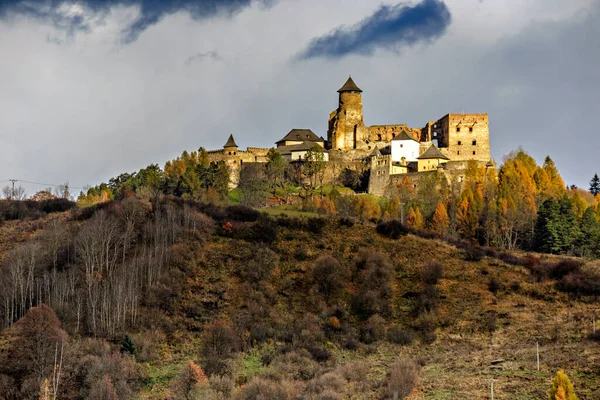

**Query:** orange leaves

left=432, top=201, right=449, bottom=236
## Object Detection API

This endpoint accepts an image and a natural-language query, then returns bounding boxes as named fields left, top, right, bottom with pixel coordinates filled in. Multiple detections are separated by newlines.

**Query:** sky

left=0, top=0, right=599, bottom=195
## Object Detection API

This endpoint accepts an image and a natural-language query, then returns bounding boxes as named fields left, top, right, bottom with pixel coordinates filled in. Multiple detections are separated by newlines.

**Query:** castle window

left=473, top=151, right=476, bottom=155
left=457, top=151, right=460, bottom=155
left=458, top=141, right=462, bottom=145
left=234, top=152, right=237, bottom=155
left=472, top=140, right=476, bottom=145
left=228, top=152, right=232, bottom=155
left=469, top=127, right=473, bottom=132
left=433, top=132, right=437, bottom=137
left=400, top=144, right=403, bottom=148
left=456, top=127, right=460, bottom=132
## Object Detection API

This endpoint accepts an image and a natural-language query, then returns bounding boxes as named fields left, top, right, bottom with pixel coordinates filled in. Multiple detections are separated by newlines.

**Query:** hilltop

left=0, top=197, right=599, bottom=399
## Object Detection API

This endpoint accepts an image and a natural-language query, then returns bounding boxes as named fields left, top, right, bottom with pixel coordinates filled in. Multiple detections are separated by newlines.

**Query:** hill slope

left=0, top=198, right=599, bottom=399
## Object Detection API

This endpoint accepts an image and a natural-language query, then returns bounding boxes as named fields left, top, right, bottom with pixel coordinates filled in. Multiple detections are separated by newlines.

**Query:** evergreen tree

left=534, top=198, right=561, bottom=253
left=120, top=335, right=137, bottom=356
left=534, top=196, right=580, bottom=254
left=589, top=173, right=600, bottom=196
left=548, top=370, right=578, bottom=400
left=577, top=207, right=600, bottom=257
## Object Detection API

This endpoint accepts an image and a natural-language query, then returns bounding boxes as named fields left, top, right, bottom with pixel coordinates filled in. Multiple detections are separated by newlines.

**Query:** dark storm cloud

left=297, top=0, right=451, bottom=59
left=0, top=0, right=271, bottom=43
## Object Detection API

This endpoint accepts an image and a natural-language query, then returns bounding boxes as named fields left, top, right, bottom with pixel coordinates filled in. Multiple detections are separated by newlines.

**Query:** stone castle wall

left=207, top=148, right=270, bottom=188
left=432, top=114, right=490, bottom=163
left=367, top=125, right=421, bottom=143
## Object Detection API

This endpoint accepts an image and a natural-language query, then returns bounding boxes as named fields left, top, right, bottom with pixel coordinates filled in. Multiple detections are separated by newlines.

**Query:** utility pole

left=536, top=342, right=540, bottom=371
left=9, top=179, right=17, bottom=199
left=486, top=378, right=496, bottom=400
left=400, top=202, right=405, bottom=224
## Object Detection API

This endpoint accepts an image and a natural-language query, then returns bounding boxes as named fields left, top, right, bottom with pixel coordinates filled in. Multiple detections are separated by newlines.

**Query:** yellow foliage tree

left=548, top=370, right=578, bottom=400
left=432, top=201, right=450, bottom=236
left=406, top=207, right=424, bottom=230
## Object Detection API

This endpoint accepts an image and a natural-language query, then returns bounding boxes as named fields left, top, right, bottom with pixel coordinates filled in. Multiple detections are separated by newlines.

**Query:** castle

left=207, top=76, right=494, bottom=195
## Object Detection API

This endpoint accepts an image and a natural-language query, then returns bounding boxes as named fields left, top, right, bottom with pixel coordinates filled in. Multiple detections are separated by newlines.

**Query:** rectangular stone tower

left=430, top=113, right=490, bottom=162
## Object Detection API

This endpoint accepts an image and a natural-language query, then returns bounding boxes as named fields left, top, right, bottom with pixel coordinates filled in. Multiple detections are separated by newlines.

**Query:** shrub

left=226, top=205, right=260, bottom=222
left=307, top=217, right=327, bottom=234
left=548, top=370, right=578, bottom=400
left=358, top=314, right=386, bottom=344
left=201, top=321, right=237, bottom=377
left=250, top=216, right=278, bottom=243
left=556, top=272, right=600, bottom=296
left=387, top=327, right=415, bottom=346
left=587, top=331, right=600, bottom=342
left=272, top=351, right=320, bottom=381
left=311, top=255, right=348, bottom=304
left=421, top=261, right=443, bottom=285
left=464, top=245, right=485, bottom=261
left=488, top=277, right=502, bottom=295
left=237, top=378, right=291, bottom=400
left=338, top=360, right=369, bottom=382
left=307, top=346, right=331, bottom=362
left=376, top=220, right=408, bottom=239
left=549, top=259, right=583, bottom=280
left=240, top=247, right=279, bottom=285
left=386, top=359, right=420, bottom=400
left=338, top=217, right=355, bottom=227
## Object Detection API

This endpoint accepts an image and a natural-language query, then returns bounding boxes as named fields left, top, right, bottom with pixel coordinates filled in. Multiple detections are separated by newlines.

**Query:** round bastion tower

left=327, top=77, right=368, bottom=150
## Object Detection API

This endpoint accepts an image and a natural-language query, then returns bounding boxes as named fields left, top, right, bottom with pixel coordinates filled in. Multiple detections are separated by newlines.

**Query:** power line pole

left=536, top=342, right=540, bottom=371
left=9, top=179, right=17, bottom=199
left=486, top=378, right=496, bottom=400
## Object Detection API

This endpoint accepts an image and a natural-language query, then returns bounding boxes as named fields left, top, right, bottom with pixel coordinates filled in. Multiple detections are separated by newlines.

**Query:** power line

left=1, top=179, right=87, bottom=190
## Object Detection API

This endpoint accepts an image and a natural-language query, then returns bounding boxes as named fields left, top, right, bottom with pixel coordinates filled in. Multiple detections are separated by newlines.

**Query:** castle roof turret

left=224, top=134, right=238, bottom=148
left=337, top=76, right=362, bottom=93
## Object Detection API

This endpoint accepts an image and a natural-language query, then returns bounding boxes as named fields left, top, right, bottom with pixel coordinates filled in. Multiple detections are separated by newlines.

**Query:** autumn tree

left=1, top=304, right=68, bottom=394
left=432, top=201, right=450, bottom=236
left=311, top=255, right=348, bottom=305
left=406, top=207, right=424, bottom=230
left=31, top=189, right=57, bottom=201
left=170, top=361, right=209, bottom=400
left=548, top=370, right=578, bottom=400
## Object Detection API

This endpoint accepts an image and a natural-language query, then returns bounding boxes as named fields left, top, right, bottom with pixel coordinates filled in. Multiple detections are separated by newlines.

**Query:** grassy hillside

left=0, top=198, right=599, bottom=399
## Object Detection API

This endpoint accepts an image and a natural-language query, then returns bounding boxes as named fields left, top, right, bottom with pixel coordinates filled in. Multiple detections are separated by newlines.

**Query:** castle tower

left=327, top=77, right=368, bottom=150
left=223, top=134, right=238, bottom=155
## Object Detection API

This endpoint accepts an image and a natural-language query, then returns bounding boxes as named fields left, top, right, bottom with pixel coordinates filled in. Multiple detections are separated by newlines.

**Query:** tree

left=265, top=148, right=287, bottom=195
left=120, top=335, right=137, bottom=356
left=534, top=196, right=580, bottom=254
left=31, top=189, right=56, bottom=201
left=548, top=370, right=578, bottom=400
left=239, top=163, right=268, bottom=207
left=386, top=359, right=420, bottom=400
left=577, top=207, right=600, bottom=257
left=3, top=304, right=68, bottom=387
left=590, top=174, right=600, bottom=196
left=406, top=207, right=424, bottom=230
left=311, top=255, right=347, bottom=304
left=432, top=201, right=449, bottom=236
left=170, top=361, right=208, bottom=400
left=88, top=375, right=118, bottom=400
left=303, top=145, right=327, bottom=196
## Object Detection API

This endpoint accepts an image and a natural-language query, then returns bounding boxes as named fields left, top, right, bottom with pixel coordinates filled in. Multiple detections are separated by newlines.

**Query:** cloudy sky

left=0, top=0, right=599, bottom=195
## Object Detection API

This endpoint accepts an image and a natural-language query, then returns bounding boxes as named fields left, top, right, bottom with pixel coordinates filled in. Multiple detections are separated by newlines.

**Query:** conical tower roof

left=337, top=76, right=362, bottom=93
left=224, top=134, right=238, bottom=148
left=369, top=146, right=382, bottom=157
